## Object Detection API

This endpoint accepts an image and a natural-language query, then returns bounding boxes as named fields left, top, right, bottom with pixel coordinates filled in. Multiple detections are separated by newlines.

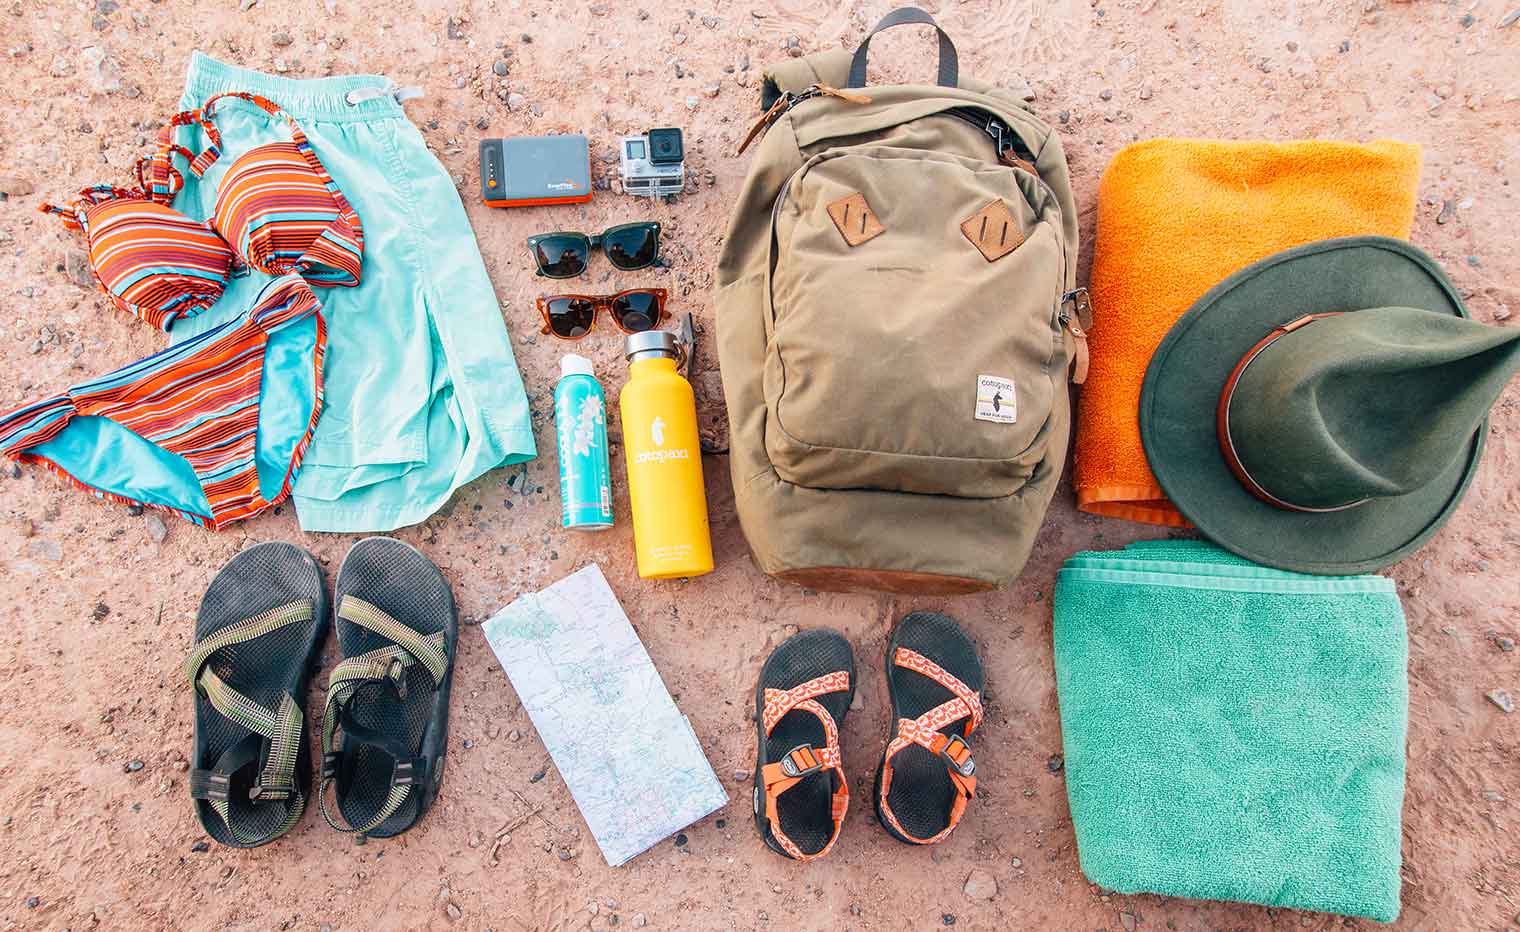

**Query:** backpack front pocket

left=763, top=146, right=1066, bottom=499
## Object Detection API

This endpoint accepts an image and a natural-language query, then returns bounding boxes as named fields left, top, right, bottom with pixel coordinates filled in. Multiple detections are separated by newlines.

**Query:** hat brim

left=1139, top=236, right=1481, bottom=575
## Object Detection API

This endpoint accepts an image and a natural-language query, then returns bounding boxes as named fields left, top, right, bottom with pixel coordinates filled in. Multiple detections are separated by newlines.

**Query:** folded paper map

left=482, top=564, right=728, bottom=866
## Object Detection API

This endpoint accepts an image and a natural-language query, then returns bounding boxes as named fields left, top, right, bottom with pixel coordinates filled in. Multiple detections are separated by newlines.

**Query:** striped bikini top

left=41, top=92, right=364, bottom=331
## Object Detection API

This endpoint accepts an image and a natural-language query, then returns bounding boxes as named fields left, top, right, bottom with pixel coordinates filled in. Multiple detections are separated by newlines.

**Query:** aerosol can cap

left=560, top=354, right=595, bottom=380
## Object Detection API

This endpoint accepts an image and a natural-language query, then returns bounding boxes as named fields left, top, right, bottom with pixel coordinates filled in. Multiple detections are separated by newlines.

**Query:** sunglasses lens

left=546, top=297, right=595, bottom=338
left=612, top=291, right=661, bottom=333
left=533, top=236, right=588, bottom=277
left=603, top=224, right=659, bottom=270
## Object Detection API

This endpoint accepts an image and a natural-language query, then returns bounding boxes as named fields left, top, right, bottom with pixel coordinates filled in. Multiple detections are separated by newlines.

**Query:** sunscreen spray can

left=554, top=354, right=613, bottom=530
left=619, top=331, right=713, bottom=578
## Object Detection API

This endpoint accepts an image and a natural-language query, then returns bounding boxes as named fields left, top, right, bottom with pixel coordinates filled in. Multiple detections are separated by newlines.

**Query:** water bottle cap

left=560, top=354, right=595, bottom=379
left=625, top=329, right=681, bottom=362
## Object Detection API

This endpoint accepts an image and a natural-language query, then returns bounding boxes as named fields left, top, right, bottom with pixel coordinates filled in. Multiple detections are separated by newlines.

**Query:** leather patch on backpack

left=827, top=192, right=885, bottom=247
left=961, top=199, right=1024, bottom=262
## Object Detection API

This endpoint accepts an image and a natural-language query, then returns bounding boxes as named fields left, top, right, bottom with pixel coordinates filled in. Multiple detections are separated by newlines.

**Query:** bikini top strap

left=134, top=108, right=208, bottom=203
left=37, top=184, right=144, bottom=231
left=190, top=92, right=310, bottom=178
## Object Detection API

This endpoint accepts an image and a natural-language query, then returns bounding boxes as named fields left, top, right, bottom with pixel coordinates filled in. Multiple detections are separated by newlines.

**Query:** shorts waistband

left=183, top=51, right=412, bottom=123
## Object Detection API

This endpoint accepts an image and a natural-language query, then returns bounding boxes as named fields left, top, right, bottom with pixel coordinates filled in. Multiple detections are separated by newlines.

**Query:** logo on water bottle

left=636, top=414, right=690, bottom=464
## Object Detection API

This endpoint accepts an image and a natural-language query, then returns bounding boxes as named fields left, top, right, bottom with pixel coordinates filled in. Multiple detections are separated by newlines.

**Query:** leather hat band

left=1216, top=313, right=1368, bottom=514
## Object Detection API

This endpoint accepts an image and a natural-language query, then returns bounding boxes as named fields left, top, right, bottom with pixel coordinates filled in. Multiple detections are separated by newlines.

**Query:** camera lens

left=646, top=128, right=683, bottom=165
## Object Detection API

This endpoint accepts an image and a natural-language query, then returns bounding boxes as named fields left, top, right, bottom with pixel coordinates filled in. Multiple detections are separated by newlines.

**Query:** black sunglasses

left=527, top=222, right=661, bottom=278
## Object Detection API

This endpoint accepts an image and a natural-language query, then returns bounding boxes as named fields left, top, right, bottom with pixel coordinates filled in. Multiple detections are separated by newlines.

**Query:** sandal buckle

left=392, top=756, right=429, bottom=787
left=936, top=734, right=975, bottom=777
left=779, top=744, right=825, bottom=779
left=321, top=751, right=342, bottom=780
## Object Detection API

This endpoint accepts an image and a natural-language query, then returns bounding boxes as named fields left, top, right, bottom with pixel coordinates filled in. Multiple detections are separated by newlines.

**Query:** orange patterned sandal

left=752, top=628, right=855, bottom=861
left=874, top=612, right=984, bottom=845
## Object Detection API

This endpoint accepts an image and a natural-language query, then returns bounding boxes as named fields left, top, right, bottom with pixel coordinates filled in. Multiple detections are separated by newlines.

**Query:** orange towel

left=1074, top=139, right=1422, bottom=527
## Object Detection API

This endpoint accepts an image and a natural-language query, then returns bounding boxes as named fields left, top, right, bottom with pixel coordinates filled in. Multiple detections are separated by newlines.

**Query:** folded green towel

left=1053, top=541, right=1408, bottom=922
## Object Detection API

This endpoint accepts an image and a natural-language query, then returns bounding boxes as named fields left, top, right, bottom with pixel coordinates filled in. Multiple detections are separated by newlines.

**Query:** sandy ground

left=1, top=0, right=1517, bottom=930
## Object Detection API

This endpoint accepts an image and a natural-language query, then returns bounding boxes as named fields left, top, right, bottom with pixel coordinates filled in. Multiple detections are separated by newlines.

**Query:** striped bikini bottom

left=0, top=275, right=324, bottom=528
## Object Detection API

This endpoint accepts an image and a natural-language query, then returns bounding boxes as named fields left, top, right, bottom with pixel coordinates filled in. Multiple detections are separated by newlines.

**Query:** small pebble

left=674, top=832, right=688, bottom=846
left=26, top=896, right=40, bottom=909
left=1487, top=688, right=1514, bottom=713
left=493, top=60, right=508, bottom=77
left=125, top=759, right=144, bottom=772
left=191, top=839, right=210, bottom=853
left=633, top=915, right=647, bottom=928
left=1047, top=754, right=1064, bottom=773
left=1495, top=636, right=1515, bottom=652
left=1099, top=89, right=1113, bottom=101
left=144, top=513, right=168, bottom=543
left=557, top=847, right=573, bottom=860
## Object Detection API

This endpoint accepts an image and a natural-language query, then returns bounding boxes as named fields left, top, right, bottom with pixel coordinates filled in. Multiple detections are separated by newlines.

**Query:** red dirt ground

left=0, top=1, right=1516, bottom=930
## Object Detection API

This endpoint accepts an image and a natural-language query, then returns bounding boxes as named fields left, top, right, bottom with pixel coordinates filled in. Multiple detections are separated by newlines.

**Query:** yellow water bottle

left=620, top=331, right=714, bottom=579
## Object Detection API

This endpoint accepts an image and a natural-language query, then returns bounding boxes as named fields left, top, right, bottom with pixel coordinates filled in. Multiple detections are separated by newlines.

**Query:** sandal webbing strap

left=337, top=596, right=449, bottom=684
left=320, top=637, right=445, bottom=756
left=184, top=601, right=314, bottom=844
left=761, top=669, right=850, bottom=732
left=182, top=600, right=314, bottom=684
left=879, top=647, right=982, bottom=845
left=318, top=598, right=448, bottom=836
left=760, top=671, right=851, bottom=862
left=893, top=647, right=983, bottom=731
left=318, top=769, right=412, bottom=836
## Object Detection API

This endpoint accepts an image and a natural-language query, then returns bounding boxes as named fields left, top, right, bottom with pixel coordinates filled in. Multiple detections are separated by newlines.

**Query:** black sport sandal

left=873, top=611, right=984, bottom=845
left=318, top=537, right=457, bottom=839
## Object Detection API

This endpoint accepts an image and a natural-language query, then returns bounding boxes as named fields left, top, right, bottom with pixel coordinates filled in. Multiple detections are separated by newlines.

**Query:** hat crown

left=1225, top=307, right=1520, bottom=511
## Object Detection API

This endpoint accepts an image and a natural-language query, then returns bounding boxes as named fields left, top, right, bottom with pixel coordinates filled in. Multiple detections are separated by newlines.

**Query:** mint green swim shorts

left=168, top=52, right=536, bottom=532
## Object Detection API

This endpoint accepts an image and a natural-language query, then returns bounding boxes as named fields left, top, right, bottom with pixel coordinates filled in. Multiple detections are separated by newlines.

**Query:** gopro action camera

left=619, top=127, right=685, bottom=200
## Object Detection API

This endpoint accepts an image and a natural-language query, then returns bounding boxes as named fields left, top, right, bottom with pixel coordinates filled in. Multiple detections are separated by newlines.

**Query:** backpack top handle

left=846, top=6, right=960, bottom=89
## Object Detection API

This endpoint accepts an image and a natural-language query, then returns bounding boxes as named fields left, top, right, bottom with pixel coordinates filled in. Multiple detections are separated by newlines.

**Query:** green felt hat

left=1140, top=236, right=1520, bottom=575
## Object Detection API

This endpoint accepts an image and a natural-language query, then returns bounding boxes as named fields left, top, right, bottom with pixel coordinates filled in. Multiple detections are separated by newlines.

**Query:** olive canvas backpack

left=714, top=7, right=1086, bottom=594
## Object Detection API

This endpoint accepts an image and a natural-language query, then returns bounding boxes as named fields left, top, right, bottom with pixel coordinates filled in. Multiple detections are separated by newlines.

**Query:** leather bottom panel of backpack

left=774, top=567, right=994, bottom=596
